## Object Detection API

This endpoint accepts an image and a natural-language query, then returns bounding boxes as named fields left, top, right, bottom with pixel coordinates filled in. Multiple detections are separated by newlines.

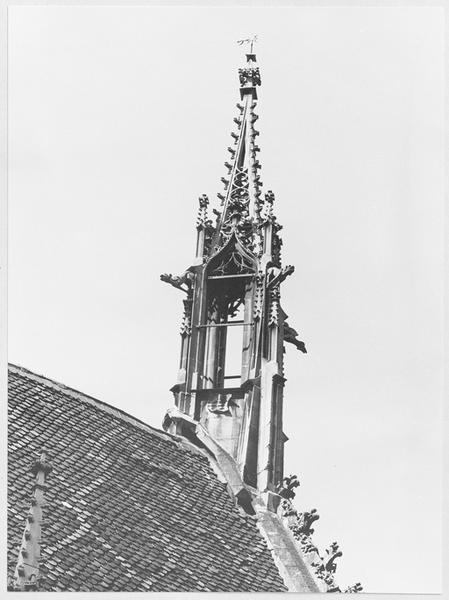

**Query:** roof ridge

left=7, top=363, right=186, bottom=448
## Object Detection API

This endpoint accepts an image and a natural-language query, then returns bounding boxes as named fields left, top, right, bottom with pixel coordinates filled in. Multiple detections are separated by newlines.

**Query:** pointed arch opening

left=201, top=233, right=257, bottom=390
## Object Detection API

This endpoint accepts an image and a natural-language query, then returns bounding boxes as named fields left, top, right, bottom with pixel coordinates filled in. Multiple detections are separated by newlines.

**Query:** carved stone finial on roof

left=12, top=450, right=52, bottom=591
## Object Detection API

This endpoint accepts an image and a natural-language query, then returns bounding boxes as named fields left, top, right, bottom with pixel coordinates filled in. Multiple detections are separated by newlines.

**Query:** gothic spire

left=213, top=48, right=263, bottom=250
left=163, top=43, right=304, bottom=494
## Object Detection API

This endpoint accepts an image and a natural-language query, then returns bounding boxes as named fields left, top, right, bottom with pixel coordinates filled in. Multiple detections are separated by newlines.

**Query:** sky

left=7, top=5, right=444, bottom=593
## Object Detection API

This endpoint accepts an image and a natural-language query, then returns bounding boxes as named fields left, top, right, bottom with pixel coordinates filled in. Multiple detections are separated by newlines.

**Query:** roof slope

left=7, top=365, right=287, bottom=592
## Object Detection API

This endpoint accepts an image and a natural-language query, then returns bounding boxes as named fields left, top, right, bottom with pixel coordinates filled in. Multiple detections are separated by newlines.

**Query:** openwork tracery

left=208, top=249, right=254, bottom=277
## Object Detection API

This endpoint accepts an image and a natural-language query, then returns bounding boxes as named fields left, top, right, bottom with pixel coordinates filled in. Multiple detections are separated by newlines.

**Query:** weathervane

left=237, top=35, right=258, bottom=54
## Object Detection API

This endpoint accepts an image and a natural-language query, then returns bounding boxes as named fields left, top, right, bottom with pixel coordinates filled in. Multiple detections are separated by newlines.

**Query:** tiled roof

left=8, top=365, right=287, bottom=592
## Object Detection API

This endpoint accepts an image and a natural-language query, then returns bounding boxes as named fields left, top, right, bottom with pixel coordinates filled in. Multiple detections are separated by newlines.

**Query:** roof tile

left=8, top=365, right=287, bottom=592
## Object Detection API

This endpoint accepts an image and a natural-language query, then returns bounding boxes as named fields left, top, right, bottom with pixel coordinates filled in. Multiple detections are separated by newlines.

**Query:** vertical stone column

left=204, top=314, right=218, bottom=388
left=195, top=195, right=209, bottom=265
left=178, top=297, right=193, bottom=383
left=241, top=283, right=254, bottom=381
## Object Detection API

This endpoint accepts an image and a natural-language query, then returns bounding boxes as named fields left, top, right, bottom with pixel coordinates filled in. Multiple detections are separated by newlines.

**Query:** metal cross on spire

left=237, top=35, right=258, bottom=54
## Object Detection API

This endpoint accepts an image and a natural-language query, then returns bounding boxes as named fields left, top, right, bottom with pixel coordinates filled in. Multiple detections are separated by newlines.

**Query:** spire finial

left=236, top=37, right=261, bottom=99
